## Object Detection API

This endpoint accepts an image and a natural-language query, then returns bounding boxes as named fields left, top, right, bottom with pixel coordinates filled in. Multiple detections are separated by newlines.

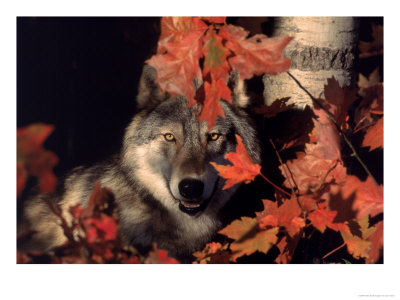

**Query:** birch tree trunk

left=264, top=17, right=360, bottom=107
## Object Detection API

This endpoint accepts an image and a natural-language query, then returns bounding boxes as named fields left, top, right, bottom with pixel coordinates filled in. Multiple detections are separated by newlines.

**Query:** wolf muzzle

left=178, top=178, right=204, bottom=199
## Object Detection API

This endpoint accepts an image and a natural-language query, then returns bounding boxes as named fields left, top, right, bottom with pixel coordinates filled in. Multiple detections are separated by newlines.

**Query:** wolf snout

left=178, top=178, right=204, bottom=199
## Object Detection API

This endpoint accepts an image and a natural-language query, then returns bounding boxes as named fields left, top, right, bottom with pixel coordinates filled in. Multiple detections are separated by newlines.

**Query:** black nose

left=179, top=178, right=204, bottom=199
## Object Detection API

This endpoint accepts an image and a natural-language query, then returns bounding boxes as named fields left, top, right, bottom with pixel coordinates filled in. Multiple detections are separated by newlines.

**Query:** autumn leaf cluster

left=193, top=21, right=383, bottom=264
left=147, top=17, right=292, bottom=129
left=17, top=181, right=178, bottom=264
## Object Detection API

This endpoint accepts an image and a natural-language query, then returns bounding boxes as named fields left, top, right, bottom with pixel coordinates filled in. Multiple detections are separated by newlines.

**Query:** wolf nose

left=178, top=178, right=204, bottom=199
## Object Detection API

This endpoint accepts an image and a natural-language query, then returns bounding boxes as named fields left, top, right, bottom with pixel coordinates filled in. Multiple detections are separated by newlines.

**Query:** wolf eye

left=208, top=132, right=221, bottom=141
left=163, top=133, right=176, bottom=142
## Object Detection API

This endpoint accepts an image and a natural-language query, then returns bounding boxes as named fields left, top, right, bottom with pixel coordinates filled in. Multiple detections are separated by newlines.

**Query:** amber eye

left=163, top=133, right=175, bottom=142
left=209, top=132, right=221, bottom=141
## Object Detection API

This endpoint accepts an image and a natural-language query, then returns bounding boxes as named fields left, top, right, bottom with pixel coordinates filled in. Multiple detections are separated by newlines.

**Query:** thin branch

left=359, top=50, right=383, bottom=59
left=321, top=242, right=346, bottom=260
left=353, top=115, right=368, bottom=132
left=286, top=71, right=379, bottom=186
left=353, top=121, right=375, bottom=134
left=258, top=172, right=291, bottom=198
left=269, top=138, right=306, bottom=212
left=269, top=139, right=298, bottom=195
left=315, top=160, right=339, bottom=194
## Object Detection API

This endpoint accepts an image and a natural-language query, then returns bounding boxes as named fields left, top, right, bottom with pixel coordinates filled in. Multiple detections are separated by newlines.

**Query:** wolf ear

left=136, top=65, right=168, bottom=109
left=228, top=70, right=250, bottom=108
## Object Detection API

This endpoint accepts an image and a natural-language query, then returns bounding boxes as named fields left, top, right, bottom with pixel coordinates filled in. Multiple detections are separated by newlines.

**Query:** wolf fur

left=18, top=65, right=261, bottom=262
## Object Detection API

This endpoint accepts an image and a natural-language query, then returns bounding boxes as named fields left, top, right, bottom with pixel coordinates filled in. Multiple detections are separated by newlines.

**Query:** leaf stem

left=259, top=172, right=291, bottom=197
left=321, top=242, right=346, bottom=260
left=353, top=121, right=375, bottom=134
left=286, top=71, right=379, bottom=186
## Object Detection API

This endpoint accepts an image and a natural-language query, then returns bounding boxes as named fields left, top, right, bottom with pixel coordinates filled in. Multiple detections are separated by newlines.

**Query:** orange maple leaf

left=146, top=17, right=207, bottom=104
left=256, top=196, right=305, bottom=238
left=340, top=230, right=371, bottom=260
left=279, top=108, right=348, bottom=195
left=322, top=77, right=358, bottom=127
left=219, top=216, right=278, bottom=262
left=352, top=176, right=383, bottom=220
left=219, top=24, right=292, bottom=79
left=198, top=77, right=231, bottom=129
left=210, top=135, right=261, bottom=190
left=307, top=203, right=349, bottom=234
left=274, top=235, right=302, bottom=264
left=17, top=123, right=58, bottom=196
left=365, top=220, right=383, bottom=264
left=192, top=242, right=230, bottom=264
left=145, top=244, right=179, bottom=264
left=362, top=117, right=383, bottom=151
left=200, top=17, right=226, bottom=24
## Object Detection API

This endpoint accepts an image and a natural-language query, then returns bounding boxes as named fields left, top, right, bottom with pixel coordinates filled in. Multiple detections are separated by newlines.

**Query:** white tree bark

left=264, top=17, right=359, bottom=107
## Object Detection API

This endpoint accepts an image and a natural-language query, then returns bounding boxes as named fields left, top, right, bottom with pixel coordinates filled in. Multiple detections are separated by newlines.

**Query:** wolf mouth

left=177, top=177, right=220, bottom=216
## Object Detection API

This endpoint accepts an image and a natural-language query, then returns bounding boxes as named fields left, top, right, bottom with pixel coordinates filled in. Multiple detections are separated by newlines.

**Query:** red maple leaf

left=219, top=24, right=292, bottom=79
left=310, top=108, right=342, bottom=162
left=122, top=256, right=142, bottom=264
left=321, top=77, right=358, bottom=127
left=210, top=135, right=261, bottom=190
left=281, top=153, right=346, bottom=195
left=279, top=107, right=347, bottom=195
left=78, top=182, right=115, bottom=218
left=83, top=214, right=118, bottom=243
left=145, top=244, right=179, bottom=264
left=198, top=77, right=231, bottom=129
left=274, top=235, right=301, bottom=264
left=362, top=117, right=383, bottom=151
left=307, top=203, right=349, bottom=234
left=258, top=214, right=279, bottom=229
left=351, top=176, right=383, bottom=220
left=192, top=242, right=231, bottom=264
left=69, top=182, right=119, bottom=244
left=357, top=83, right=383, bottom=123
left=256, top=196, right=305, bottom=238
left=17, top=123, right=58, bottom=196
left=359, top=23, right=383, bottom=57
left=254, top=97, right=294, bottom=118
left=200, top=17, right=226, bottom=24
left=146, top=17, right=292, bottom=131
left=146, top=17, right=207, bottom=104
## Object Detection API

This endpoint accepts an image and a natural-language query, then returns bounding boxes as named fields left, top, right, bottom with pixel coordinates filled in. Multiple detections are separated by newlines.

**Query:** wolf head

left=121, top=65, right=260, bottom=217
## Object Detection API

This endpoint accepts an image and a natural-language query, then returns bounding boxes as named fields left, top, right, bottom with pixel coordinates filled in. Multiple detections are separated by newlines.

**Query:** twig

left=269, top=138, right=305, bottom=211
left=258, top=172, right=291, bottom=198
left=286, top=71, right=379, bottom=186
left=269, top=139, right=296, bottom=192
left=315, top=160, right=339, bottom=194
left=353, top=121, right=375, bottom=134
left=353, top=115, right=368, bottom=132
left=359, top=50, right=383, bottom=59
left=321, top=242, right=346, bottom=260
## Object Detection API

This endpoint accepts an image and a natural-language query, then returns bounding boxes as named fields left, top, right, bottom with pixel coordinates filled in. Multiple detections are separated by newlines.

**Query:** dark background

left=17, top=17, right=161, bottom=176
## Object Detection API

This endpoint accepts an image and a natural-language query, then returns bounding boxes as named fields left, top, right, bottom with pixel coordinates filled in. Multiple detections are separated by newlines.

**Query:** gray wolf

left=18, top=65, right=261, bottom=262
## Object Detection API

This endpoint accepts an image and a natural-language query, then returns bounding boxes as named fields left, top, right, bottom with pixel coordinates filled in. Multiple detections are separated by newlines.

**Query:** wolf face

left=122, top=97, right=235, bottom=216
left=18, top=65, right=261, bottom=262
left=121, top=66, right=260, bottom=217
